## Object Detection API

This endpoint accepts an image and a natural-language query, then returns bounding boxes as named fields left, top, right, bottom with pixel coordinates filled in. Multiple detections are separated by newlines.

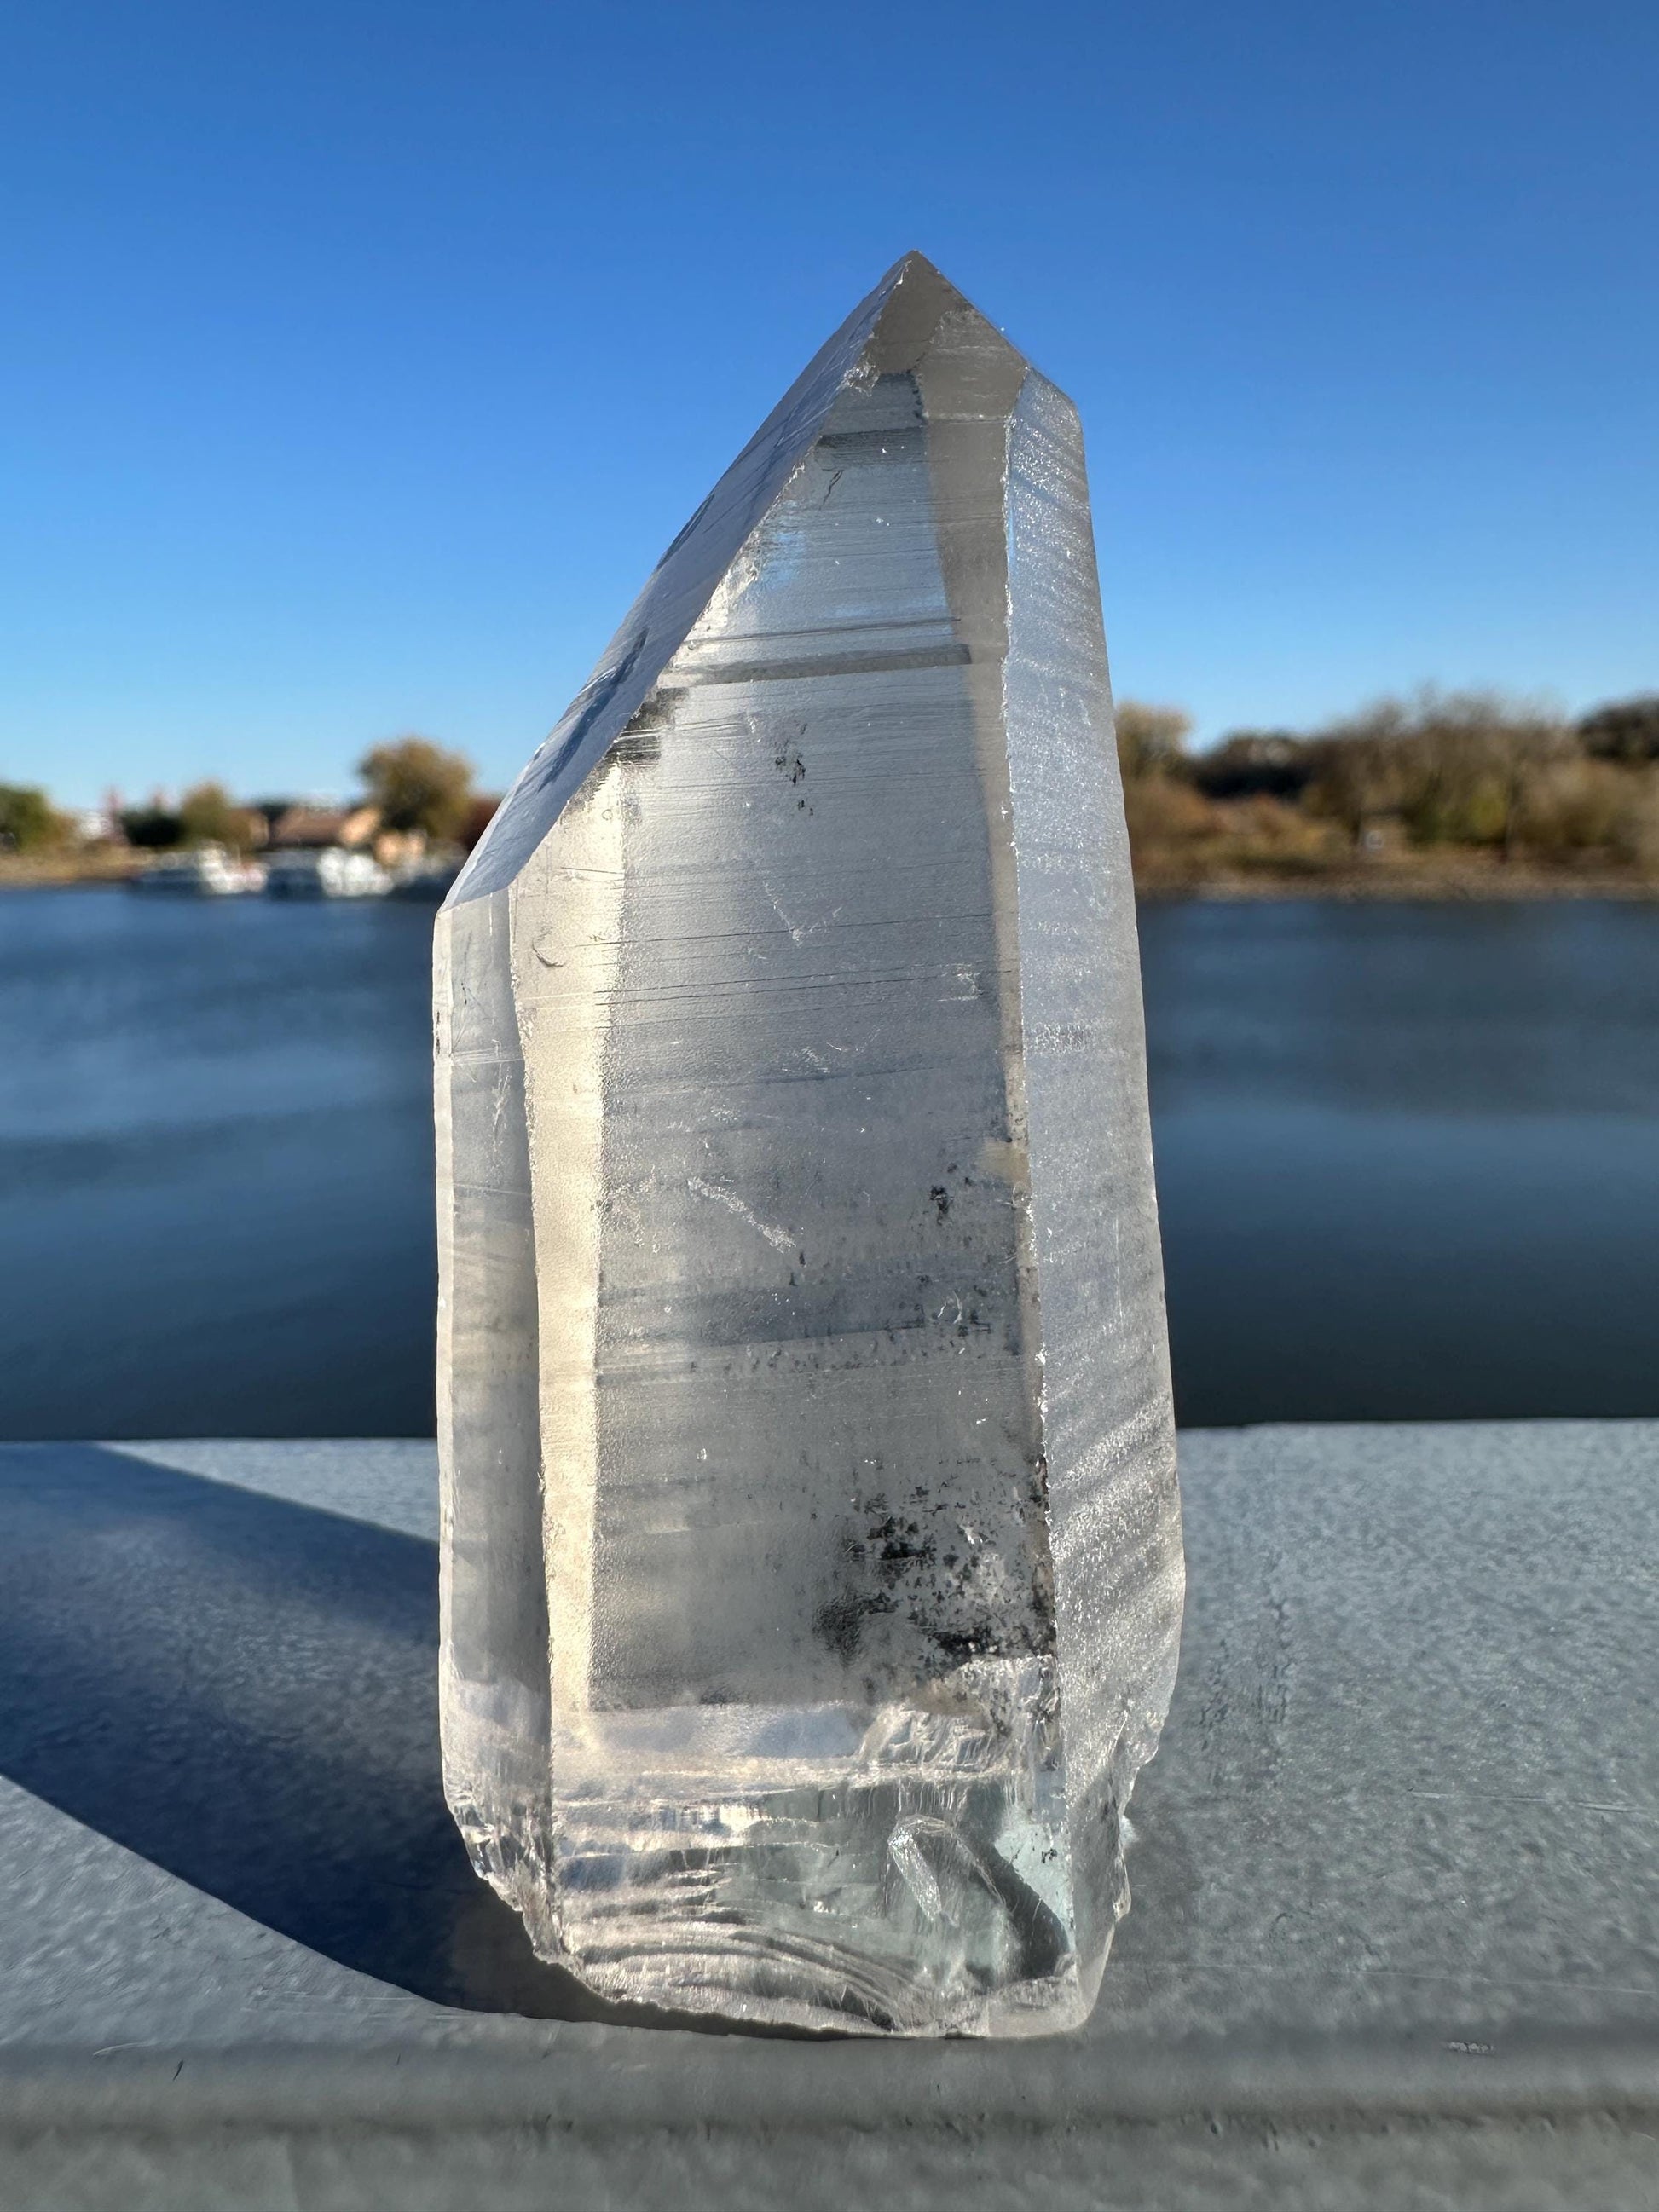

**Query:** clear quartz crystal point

left=435, top=252, right=1184, bottom=2036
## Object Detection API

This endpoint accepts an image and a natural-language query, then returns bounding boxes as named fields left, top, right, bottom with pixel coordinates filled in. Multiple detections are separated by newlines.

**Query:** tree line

left=1116, top=689, right=1659, bottom=886
left=0, top=737, right=483, bottom=858
left=8, top=696, right=1659, bottom=886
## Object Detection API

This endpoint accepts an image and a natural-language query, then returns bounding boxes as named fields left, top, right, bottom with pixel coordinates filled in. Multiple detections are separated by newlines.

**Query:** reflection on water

left=2, top=890, right=1657, bottom=1435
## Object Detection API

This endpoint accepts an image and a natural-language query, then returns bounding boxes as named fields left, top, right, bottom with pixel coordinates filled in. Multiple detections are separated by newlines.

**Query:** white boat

left=264, top=846, right=391, bottom=899
left=388, top=857, right=463, bottom=901
left=129, top=845, right=267, bottom=897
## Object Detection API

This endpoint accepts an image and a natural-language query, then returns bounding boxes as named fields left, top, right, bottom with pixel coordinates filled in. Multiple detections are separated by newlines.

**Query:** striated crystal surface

left=435, top=253, right=1184, bottom=2036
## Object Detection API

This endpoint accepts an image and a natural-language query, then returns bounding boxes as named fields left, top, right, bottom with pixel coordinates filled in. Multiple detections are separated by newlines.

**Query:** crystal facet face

left=435, top=253, right=1184, bottom=2036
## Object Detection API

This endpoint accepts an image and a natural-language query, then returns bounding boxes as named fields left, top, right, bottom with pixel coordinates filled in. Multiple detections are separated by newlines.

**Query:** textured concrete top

left=1, top=1424, right=1655, bottom=2202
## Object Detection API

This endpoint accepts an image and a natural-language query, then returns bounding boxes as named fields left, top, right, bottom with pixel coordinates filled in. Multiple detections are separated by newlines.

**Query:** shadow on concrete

left=0, top=1443, right=634, bottom=2022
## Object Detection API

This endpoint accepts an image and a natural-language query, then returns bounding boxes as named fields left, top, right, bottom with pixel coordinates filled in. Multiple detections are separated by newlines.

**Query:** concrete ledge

left=1, top=1424, right=1655, bottom=2203
left=2, top=2027, right=1659, bottom=2134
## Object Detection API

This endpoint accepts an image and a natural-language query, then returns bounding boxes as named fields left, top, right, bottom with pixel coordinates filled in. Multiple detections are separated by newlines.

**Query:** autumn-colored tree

left=1305, top=700, right=1413, bottom=846
left=1306, top=688, right=1575, bottom=857
left=1113, top=702, right=1193, bottom=782
left=1467, top=706, right=1575, bottom=863
left=357, top=736, right=475, bottom=842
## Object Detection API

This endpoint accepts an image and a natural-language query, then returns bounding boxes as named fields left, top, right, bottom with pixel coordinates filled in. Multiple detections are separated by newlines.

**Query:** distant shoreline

left=9, top=850, right=1659, bottom=904
left=1133, top=867, right=1659, bottom=902
left=0, top=853, right=142, bottom=889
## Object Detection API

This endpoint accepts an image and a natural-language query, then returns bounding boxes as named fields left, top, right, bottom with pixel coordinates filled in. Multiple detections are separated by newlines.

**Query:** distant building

left=269, top=801, right=382, bottom=852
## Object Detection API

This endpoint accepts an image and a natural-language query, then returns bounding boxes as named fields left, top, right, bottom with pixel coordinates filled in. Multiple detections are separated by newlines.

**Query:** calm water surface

left=3, top=889, right=1656, bottom=1435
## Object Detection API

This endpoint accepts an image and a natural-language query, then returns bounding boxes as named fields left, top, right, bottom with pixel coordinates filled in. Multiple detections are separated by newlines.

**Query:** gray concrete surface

left=0, top=1424, right=1656, bottom=2207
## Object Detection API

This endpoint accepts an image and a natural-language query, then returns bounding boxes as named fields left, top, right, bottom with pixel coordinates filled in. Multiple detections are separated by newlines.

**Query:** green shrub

left=0, top=784, right=65, bottom=853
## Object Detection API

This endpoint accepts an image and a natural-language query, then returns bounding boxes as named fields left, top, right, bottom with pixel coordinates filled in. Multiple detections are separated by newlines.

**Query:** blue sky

left=4, top=0, right=1656, bottom=806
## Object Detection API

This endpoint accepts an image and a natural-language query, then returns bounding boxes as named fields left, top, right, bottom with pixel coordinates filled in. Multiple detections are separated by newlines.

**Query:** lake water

left=2, top=889, right=1656, bottom=1437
